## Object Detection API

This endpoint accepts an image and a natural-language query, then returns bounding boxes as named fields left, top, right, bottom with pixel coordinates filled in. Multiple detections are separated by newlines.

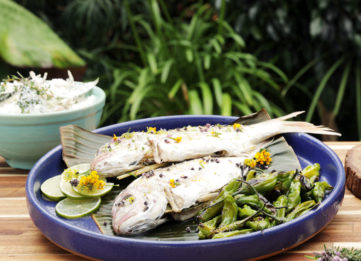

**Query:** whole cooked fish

left=91, top=111, right=338, bottom=177
left=112, top=156, right=246, bottom=235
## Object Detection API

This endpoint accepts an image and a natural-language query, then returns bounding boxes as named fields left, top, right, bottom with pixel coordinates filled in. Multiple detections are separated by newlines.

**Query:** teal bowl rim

left=0, top=86, right=105, bottom=119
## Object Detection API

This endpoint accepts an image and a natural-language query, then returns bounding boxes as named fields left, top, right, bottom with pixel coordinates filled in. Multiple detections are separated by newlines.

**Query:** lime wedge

left=40, top=175, right=65, bottom=201
left=73, top=182, right=114, bottom=197
left=60, top=163, right=91, bottom=199
left=55, top=197, right=101, bottom=219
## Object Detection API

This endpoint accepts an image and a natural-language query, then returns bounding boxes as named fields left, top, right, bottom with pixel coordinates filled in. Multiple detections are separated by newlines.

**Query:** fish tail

left=60, top=125, right=112, bottom=167
left=280, top=121, right=341, bottom=136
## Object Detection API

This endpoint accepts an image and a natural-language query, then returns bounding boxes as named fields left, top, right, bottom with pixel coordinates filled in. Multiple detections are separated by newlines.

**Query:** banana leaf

left=92, top=110, right=302, bottom=240
left=0, top=0, right=85, bottom=68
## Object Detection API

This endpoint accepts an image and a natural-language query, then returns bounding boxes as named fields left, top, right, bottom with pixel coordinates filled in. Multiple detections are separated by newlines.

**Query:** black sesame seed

left=215, top=159, right=220, bottom=163
left=191, top=167, right=194, bottom=170
left=159, top=173, right=164, bottom=178
left=181, top=176, right=188, bottom=179
left=103, top=221, right=107, bottom=226
left=144, top=201, right=148, bottom=205
left=164, top=139, right=170, bottom=144
left=199, top=167, right=202, bottom=170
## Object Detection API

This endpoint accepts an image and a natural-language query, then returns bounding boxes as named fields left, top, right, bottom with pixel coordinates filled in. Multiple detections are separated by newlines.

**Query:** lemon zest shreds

left=77, top=171, right=105, bottom=192
left=147, top=127, right=157, bottom=134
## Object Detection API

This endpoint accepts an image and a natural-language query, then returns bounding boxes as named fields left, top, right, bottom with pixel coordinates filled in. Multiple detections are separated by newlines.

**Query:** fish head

left=112, top=187, right=168, bottom=235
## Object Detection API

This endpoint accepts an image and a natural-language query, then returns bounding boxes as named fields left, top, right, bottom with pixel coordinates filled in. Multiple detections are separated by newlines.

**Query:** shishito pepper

left=234, top=194, right=274, bottom=215
left=286, top=200, right=316, bottom=221
left=273, top=195, right=288, bottom=220
left=239, top=173, right=278, bottom=195
left=246, top=217, right=271, bottom=231
left=275, top=171, right=295, bottom=193
left=287, top=180, right=301, bottom=212
left=219, top=194, right=238, bottom=227
left=312, top=181, right=333, bottom=203
left=212, top=229, right=253, bottom=239
left=198, top=179, right=241, bottom=222
left=238, top=205, right=257, bottom=219
left=198, top=215, right=222, bottom=239
left=302, top=163, right=320, bottom=184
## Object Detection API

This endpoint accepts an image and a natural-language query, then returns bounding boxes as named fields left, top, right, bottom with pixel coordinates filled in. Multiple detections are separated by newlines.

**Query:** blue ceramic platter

left=26, top=115, right=345, bottom=261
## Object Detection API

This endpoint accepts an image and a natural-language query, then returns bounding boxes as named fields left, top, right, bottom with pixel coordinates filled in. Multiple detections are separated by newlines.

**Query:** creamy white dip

left=0, top=71, right=98, bottom=114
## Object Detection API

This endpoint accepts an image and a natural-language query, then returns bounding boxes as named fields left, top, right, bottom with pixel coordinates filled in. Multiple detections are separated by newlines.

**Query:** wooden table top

left=1, top=141, right=360, bottom=261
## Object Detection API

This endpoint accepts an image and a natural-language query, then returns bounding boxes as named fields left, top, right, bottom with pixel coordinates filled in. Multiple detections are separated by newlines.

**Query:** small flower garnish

left=174, top=136, right=182, bottom=143
left=128, top=196, right=135, bottom=204
left=233, top=123, right=242, bottom=131
left=244, top=149, right=272, bottom=169
left=147, top=127, right=157, bottom=134
left=199, top=159, right=206, bottom=168
left=77, top=170, right=105, bottom=192
left=211, top=131, right=221, bottom=137
left=113, top=134, right=118, bottom=141
left=244, top=158, right=257, bottom=168
left=169, top=179, right=180, bottom=188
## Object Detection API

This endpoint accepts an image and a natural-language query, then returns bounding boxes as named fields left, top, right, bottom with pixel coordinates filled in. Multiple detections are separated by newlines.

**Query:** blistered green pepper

left=198, top=215, right=222, bottom=239
left=216, top=179, right=241, bottom=201
left=273, top=195, right=288, bottom=220
left=239, top=173, right=278, bottom=195
left=246, top=217, right=271, bottom=231
left=275, top=171, right=295, bottom=192
left=212, top=229, right=253, bottom=239
left=246, top=169, right=256, bottom=181
left=302, top=163, right=320, bottom=184
left=312, top=181, right=333, bottom=203
left=286, top=200, right=316, bottom=221
left=219, top=194, right=238, bottom=227
left=238, top=205, right=257, bottom=219
left=287, top=180, right=301, bottom=212
left=235, top=194, right=273, bottom=214
left=198, top=201, right=223, bottom=222
left=213, top=218, right=248, bottom=234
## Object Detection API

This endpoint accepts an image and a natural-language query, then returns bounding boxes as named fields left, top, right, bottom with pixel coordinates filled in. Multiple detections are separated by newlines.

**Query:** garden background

left=1, top=0, right=360, bottom=141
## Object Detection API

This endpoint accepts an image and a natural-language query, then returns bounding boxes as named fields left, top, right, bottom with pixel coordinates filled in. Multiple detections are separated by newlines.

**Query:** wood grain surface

left=0, top=142, right=359, bottom=261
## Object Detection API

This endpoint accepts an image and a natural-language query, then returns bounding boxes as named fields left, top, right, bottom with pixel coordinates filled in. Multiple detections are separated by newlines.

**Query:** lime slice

left=55, top=197, right=101, bottom=219
left=73, top=182, right=114, bottom=197
left=40, top=175, right=65, bottom=201
left=60, top=163, right=91, bottom=198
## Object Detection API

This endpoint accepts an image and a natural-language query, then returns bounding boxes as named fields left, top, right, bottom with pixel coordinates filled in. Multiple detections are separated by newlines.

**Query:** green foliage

left=101, top=0, right=288, bottom=124
left=0, top=0, right=85, bottom=68
left=221, top=0, right=361, bottom=139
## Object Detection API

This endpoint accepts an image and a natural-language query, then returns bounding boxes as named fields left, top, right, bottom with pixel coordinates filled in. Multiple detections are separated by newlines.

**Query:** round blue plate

left=26, top=115, right=345, bottom=261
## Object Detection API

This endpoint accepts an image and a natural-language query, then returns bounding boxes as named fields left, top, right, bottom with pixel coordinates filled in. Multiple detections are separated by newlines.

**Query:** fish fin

left=164, top=187, right=183, bottom=213
left=60, top=125, right=112, bottom=167
left=280, top=121, right=341, bottom=136
left=275, top=111, right=305, bottom=121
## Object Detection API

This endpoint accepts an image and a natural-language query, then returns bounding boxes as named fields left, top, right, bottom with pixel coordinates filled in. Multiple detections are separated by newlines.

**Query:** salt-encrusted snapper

left=60, top=110, right=340, bottom=178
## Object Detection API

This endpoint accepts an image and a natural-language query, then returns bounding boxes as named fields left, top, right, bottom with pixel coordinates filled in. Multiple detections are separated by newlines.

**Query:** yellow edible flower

left=147, top=127, right=157, bottom=134
left=255, top=149, right=272, bottom=165
left=244, top=158, right=257, bottom=168
left=174, top=136, right=182, bottom=143
left=233, top=123, right=242, bottom=131
left=113, top=134, right=118, bottom=141
left=78, top=170, right=105, bottom=192
left=169, top=179, right=176, bottom=188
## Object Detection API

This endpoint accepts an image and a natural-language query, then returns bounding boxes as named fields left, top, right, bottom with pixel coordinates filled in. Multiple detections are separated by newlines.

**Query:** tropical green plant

left=220, top=0, right=361, bottom=140
left=0, top=0, right=84, bottom=68
left=100, top=0, right=289, bottom=124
